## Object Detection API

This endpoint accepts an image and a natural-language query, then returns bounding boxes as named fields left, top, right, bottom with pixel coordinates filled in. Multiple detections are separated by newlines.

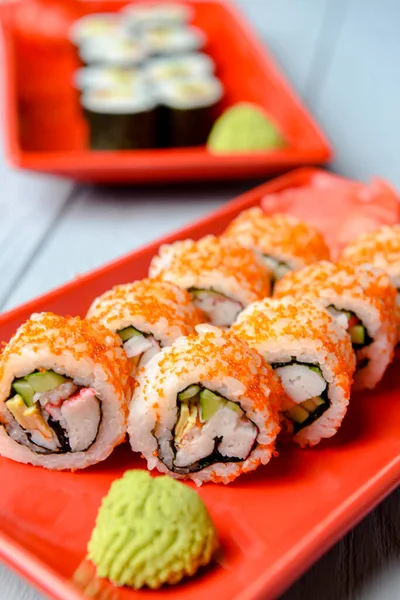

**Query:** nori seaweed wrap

left=81, top=88, right=158, bottom=150
left=159, top=76, right=223, bottom=147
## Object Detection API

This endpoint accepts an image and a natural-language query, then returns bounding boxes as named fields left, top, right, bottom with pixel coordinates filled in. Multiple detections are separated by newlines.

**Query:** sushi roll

left=274, top=261, right=397, bottom=390
left=141, top=25, right=206, bottom=56
left=231, top=297, right=355, bottom=447
left=73, top=66, right=145, bottom=93
left=122, top=3, right=194, bottom=32
left=129, top=324, right=282, bottom=485
left=0, top=313, right=132, bottom=470
left=79, top=36, right=148, bottom=68
left=224, top=209, right=330, bottom=287
left=340, top=225, right=400, bottom=339
left=145, top=53, right=214, bottom=85
left=87, top=279, right=205, bottom=372
left=149, top=235, right=271, bottom=327
left=82, top=87, right=158, bottom=150
left=158, top=76, right=223, bottom=147
left=69, top=13, right=123, bottom=46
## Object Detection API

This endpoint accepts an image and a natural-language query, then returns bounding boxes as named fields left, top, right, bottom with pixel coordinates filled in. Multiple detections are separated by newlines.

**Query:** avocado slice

left=24, top=370, right=67, bottom=393
left=6, top=394, right=28, bottom=425
left=5, top=395, right=54, bottom=438
left=349, top=324, right=365, bottom=345
left=12, top=379, right=35, bottom=407
left=301, top=396, right=325, bottom=413
left=200, top=389, right=225, bottom=421
left=285, top=404, right=309, bottom=424
left=178, top=385, right=201, bottom=402
left=118, top=326, right=143, bottom=342
left=225, top=400, right=244, bottom=415
left=307, top=365, right=323, bottom=376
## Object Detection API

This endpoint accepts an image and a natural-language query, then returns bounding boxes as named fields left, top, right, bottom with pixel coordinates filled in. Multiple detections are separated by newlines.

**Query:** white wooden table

left=1, top=0, right=400, bottom=598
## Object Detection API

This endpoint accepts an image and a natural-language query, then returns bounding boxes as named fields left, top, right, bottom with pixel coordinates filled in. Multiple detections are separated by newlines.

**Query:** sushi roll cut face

left=79, top=36, right=148, bottom=67
left=69, top=13, right=123, bottom=46
left=129, top=324, right=282, bottom=485
left=145, top=53, right=215, bottom=84
left=141, top=25, right=206, bottom=55
left=122, top=2, right=194, bottom=31
left=0, top=313, right=131, bottom=469
left=149, top=235, right=271, bottom=328
left=231, top=297, right=355, bottom=447
left=274, top=261, right=397, bottom=390
left=159, top=76, right=223, bottom=109
left=87, top=279, right=204, bottom=372
left=224, top=208, right=330, bottom=287
left=73, top=66, right=144, bottom=92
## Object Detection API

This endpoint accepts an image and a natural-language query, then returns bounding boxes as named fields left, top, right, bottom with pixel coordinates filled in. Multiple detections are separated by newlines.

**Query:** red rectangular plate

left=0, top=167, right=399, bottom=600
left=0, top=0, right=331, bottom=183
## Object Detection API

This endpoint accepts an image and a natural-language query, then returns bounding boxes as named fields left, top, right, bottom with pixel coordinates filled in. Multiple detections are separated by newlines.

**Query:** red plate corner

left=0, top=168, right=399, bottom=600
left=0, top=0, right=331, bottom=183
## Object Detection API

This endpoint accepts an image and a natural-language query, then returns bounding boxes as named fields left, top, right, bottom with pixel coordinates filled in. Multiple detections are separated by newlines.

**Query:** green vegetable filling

left=118, top=326, right=144, bottom=342
left=160, top=385, right=258, bottom=474
left=271, top=360, right=330, bottom=433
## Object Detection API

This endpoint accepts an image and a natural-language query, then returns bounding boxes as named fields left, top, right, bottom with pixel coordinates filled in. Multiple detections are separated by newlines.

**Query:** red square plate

left=0, top=168, right=399, bottom=600
left=0, top=0, right=331, bottom=183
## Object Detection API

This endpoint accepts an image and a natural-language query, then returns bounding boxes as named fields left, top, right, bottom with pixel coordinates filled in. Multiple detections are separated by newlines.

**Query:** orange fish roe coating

left=224, top=209, right=330, bottom=268
left=274, top=261, right=397, bottom=390
left=148, top=235, right=271, bottom=306
left=340, top=225, right=400, bottom=285
left=0, top=312, right=132, bottom=404
left=128, top=324, right=283, bottom=485
left=87, top=279, right=205, bottom=344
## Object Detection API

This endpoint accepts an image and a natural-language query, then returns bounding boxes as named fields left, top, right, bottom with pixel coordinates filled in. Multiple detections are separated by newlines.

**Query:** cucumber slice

left=225, top=400, right=243, bottom=415
left=12, top=379, right=35, bottom=407
left=349, top=324, right=365, bottom=345
left=307, top=365, right=323, bottom=376
left=200, top=389, right=225, bottom=421
left=24, top=371, right=67, bottom=393
left=118, top=326, right=143, bottom=342
left=178, top=385, right=201, bottom=402
left=284, top=405, right=309, bottom=424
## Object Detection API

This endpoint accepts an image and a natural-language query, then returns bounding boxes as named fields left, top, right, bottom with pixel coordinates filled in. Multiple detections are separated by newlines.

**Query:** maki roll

left=82, top=87, right=158, bottom=150
left=274, top=261, right=397, bottom=390
left=141, top=25, right=205, bottom=56
left=224, top=209, right=330, bottom=287
left=0, top=313, right=132, bottom=470
left=340, top=225, right=400, bottom=339
left=158, top=76, right=223, bottom=147
left=129, top=324, right=282, bottom=485
left=69, top=13, right=122, bottom=46
left=231, top=297, right=355, bottom=447
left=87, top=279, right=205, bottom=372
left=145, top=53, right=214, bottom=85
left=122, top=2, right=193, bottom=32
left=149, top=235, right=271, bottom=327
left=74, top=66, right=145, bottom=92
left=79, top=36, right=148, bottom=68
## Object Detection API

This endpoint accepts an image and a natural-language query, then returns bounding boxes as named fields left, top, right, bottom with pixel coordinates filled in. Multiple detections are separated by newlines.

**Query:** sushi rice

left=149, top=235, right=271, bottom=327
left=274, top=261, right=397, bottom=390
left=128, top=324, right=283, bottom=485
left=231, top=297, right=355, bottom=447
left=224, top=208, right=330, bottom=286
left=0, top=313, right=132, bottom=470
left=87, top=279, right=205, bottom=372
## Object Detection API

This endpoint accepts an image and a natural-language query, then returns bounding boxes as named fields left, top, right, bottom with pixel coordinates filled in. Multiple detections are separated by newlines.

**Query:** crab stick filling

left=188, top=288, right=243, bottom=328
left=6, top=370, right=101, bottom=454
left=271, top=361, right=329, bottom=433
left=158, top=385, right=258, bottom=474
left=118, top=326, right=161, bottom=367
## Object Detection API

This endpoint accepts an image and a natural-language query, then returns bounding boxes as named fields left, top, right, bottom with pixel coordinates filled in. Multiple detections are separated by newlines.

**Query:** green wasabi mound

left=87, top=470, right=219, bottom=589
left=207, top=102, right=285, bottom=153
